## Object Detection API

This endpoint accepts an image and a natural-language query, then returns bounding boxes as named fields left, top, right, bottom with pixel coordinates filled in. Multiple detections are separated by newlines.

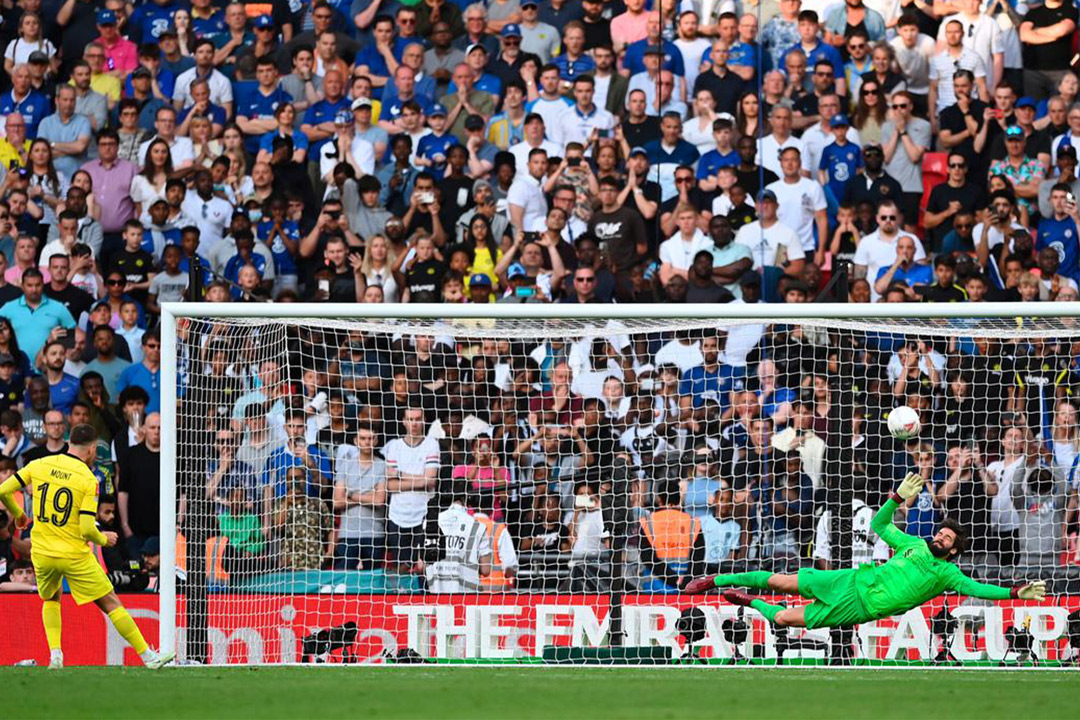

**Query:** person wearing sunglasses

left=928, top=19, right=989, bottom=119
left=852, top=198, right=925, bottom=301
left=822, top=0, right=886, bottom=53
left=881, top=90, right=930, bottom=231
left=925, top=152, right=986, bottom=249
left=1038, top=145, right=1080, bottom=219
left=842, top=28, right=873, bottom=102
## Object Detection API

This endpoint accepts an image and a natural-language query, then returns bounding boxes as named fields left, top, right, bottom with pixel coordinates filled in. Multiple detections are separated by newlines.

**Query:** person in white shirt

left=525, top=64, right=573, bottom=132
left=172, top=39, right=235, bottom=115
left=853, top=199, right=926, bottom=300
left=507, top=147, right=550, bottom=233
left=765, top=146, right=827, bottom=256
left=674, top=9, right=712, bottom=92
left=659, top=201, right=711, bottom=285
left=889, top=13, right=935, bottom=108
left=384, top=406, right=440, bottom=573
left=735, top=188, right=806, bottom=275
left=424, top=489, right=492, bottom=592
left=509, top=113, right=561, bottom=170
left=552, top=75, right=617, bottom=152
left=137, top=106, right=195, bottom=170
left=654, top=333, right=704, bottom=373
left=180, top=169, right=233, bottom=255
left=936, top=0, right=1004, bottom=93
left=813, top=497, right=891, bottom=569
left=758, top=105, right=807, bottom=177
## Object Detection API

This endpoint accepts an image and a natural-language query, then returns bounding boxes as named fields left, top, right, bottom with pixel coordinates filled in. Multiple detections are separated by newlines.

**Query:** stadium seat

left=917, top=152, right=949, bottom=233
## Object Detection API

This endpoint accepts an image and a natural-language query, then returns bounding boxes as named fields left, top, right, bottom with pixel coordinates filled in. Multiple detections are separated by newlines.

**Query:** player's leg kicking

left=34, top=553, right=175, bottom=670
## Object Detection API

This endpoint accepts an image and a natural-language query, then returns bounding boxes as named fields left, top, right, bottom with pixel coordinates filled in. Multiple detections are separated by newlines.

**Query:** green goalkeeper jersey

left=856, top=498, right=1011, bottom=620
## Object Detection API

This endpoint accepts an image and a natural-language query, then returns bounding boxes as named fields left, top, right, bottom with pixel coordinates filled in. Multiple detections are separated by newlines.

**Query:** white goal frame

left=157, top=301, right=1080, bottom=660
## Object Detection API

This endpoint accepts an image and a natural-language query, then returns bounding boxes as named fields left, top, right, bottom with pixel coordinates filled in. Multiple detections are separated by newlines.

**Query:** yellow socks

left=107, top=607, right=149, bottom=655
left=42, top=600, right=62, bottom=652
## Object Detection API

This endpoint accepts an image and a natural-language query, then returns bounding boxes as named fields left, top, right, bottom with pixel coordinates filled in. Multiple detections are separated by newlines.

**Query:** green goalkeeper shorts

left=798, top=568, right=872, bottom=629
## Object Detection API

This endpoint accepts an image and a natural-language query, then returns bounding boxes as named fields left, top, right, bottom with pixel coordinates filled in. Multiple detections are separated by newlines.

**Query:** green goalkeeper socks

left=750, top=599, right=785, bottom=624
left=712, top=571, right=773, bottom=590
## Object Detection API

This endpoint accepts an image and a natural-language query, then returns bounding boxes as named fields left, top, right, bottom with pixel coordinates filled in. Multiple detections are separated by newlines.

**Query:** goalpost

left=158, top=302, right=1080, bottom=666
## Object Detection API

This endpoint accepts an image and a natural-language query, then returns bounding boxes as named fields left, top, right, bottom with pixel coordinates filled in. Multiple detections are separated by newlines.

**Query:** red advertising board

left=0, top=594, right=1075, bottom=666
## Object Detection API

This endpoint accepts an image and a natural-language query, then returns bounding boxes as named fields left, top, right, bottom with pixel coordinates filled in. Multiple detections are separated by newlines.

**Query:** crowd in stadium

left=2, top=0, right=1080, bottom=596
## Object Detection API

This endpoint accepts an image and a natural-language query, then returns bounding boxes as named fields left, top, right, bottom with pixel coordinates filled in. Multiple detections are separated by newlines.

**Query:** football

left=888, top=406, right=922, bottom=440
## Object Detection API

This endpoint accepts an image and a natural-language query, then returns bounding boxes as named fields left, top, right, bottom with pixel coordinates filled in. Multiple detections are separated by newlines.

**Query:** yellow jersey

left=16, top=454, right=100, bottom=559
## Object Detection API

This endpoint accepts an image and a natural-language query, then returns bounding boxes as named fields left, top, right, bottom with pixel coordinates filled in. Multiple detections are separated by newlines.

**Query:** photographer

left=423, top=483, right=492, bottom=592
left=563, top=480, right=611, bottom=592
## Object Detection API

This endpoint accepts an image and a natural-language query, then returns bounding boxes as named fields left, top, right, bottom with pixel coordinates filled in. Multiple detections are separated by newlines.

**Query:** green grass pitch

left=4, top=667, right=1080, bottom=719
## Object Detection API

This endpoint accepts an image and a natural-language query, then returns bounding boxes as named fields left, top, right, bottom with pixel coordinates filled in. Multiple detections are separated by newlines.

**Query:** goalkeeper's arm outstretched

left=683, top=474, right=1047, bottom=629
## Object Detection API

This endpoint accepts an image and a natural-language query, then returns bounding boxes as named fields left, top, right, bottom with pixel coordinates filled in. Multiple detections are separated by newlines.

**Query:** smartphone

left=574, top=494, right=593, bottom=509
left=318, top=278, right=330, bottom=294
left=420, top=192, right=435, bottom=204
left=514, top=286, right=535, bottom=298
left=567, top=157, right=581, bottom=167
left=1069, top=192, right=1076, bottom=205
left=597, top=129, right=610, bottom=139
left=523, top=231, right=542, bottom=243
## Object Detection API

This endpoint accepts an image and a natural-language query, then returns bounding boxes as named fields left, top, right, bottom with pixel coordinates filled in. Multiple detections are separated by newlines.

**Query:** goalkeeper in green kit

left=683, top=474, right=1048, bottom=628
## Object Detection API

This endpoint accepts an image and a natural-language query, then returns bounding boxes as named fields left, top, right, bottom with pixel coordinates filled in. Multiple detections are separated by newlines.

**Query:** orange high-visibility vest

left=474, top=515, right=513, bottom=591
left=640, top=509, right=700, bottom=570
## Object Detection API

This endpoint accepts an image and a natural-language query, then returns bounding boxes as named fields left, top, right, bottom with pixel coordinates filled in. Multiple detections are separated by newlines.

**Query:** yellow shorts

left=33, top=554, right=114, bottom=605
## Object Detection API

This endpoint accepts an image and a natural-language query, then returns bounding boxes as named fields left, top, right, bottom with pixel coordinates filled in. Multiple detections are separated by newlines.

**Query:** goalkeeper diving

left=683, top=473, right=1047, bottom=628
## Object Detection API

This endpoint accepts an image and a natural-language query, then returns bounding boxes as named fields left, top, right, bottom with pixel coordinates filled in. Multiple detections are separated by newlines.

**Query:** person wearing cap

left=508, top=112, right=559, bottom=170
left=1038, top=146, right=1080, bottom=218
left=802, top=93, right=859, bottom=178
left=94, top=9, right=138, bottom=78
left=0, top=64, right=51, bottom=140
left=467, top=273, right=495, bottom=304
left=1009, top=96, right=1049, bottom=162
left=816, top=110, right=863, bottom=214
left=34, top=86, right=91, bottom=179
left=414, top=103, right=458, bottom=180
left=988, top=125, right=1046, bottom=217
left=463, top=114, right=499, bottom=177
left=156, top=25, right=194, bottom=79
left=735, top=189, right=806, bottom=277
left=517, top=0, right=559, bottom=64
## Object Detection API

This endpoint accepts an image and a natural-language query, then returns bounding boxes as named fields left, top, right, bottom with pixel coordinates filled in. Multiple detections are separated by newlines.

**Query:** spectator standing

left=880, top=91, right=931, bottom=227
left=333, top=426, right=387, bottom=570
left=116, top=330, right=161, bottom=414
left=766, top=146, right=827, bottom=258
left=384, top=406, right=439, bottom=573
left=118, top=411, right=161, bottom=557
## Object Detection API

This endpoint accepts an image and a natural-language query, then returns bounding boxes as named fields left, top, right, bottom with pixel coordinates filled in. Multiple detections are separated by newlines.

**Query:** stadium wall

left=0, top=594, right=1075, bottom=666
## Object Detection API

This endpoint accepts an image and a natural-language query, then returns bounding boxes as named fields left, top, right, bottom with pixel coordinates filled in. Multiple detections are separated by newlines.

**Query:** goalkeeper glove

left=895, top=472, right=925, bottom=501
left=1014, top=581, right=1047, bottom=601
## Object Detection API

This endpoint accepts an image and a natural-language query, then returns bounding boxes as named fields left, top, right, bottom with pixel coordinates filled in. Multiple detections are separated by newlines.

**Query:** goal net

left=160, top=304, right=1080, bottom=666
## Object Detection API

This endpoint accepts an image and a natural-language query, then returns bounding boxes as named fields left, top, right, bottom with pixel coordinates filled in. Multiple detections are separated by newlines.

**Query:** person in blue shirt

left=116, top=330, right=162, bottom=414
left=178, top=226, right=213, bottom=292
left=783, top=11, right=844, bottom=93
left=223, top=230, right=269, bottom=299
left=236, top=57, right=295, bottom=155
left=127, top=0, right=181, bottom=44
left=258, top=102, right=310, bottom=163
left=643, top=112, right=701, bottom=202
left=1, top=65, right=52, bottom=139
left=679, top=332, right=747, bottom=415
left=1038, top=183, right=1080, bottom=285
left=257, top=196, right=301, bottom=294
left=0, top=269, right=75, bottom=360
left=41, top=339, right=81, bottom=415
left=141, top=199, right=182, bottom=260
left=874, top=235, right=933, bottom=299
left=122, top=46, right=176, bottom=103
left=818, top=114, right=863, bottom=209
left=301, top=69, right=351, bottom=160
left=696, top=117, right=739, bottom=188
left=190, top=0, right=227, bottom=39
left=624, top=32, right=685, bottom=79
left=353, top=16, right=397, bottom=101
left=415, top=104, right=459, bottom=181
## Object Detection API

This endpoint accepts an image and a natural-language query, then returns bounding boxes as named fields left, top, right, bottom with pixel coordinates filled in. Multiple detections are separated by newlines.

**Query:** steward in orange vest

left=638, top=483, right=705, bottom=592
